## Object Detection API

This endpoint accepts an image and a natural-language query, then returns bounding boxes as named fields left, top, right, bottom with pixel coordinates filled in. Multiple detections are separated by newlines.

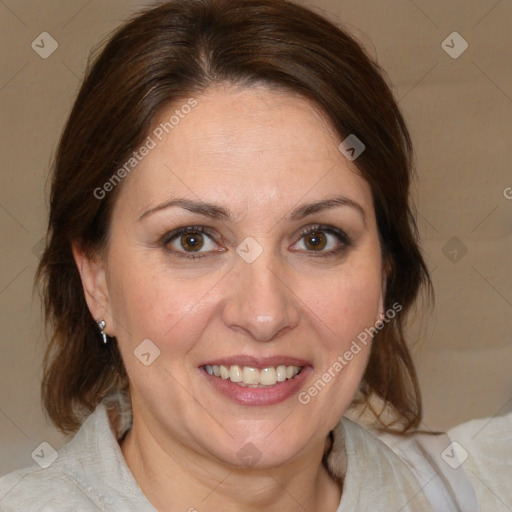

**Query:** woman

left=0, top=0, right=510, bottom=510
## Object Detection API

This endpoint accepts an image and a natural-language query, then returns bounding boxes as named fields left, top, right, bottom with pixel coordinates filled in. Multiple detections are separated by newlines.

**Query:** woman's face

left=91, top=85, right=385, bottom=468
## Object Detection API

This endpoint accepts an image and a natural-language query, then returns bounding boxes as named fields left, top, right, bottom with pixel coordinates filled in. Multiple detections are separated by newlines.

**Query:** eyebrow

left=138, top=195, right=366, bottom=224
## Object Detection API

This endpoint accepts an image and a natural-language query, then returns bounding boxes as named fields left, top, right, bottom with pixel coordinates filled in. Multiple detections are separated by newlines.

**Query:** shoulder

left=0, top=418, right=105, bottom=512
left=327, top=418, right=436, bottom=510
left=448, top=411, right=512, bottom=510
left=0, top=396, right=153, bottom=512
left=0, top=405, right=107, bottom=512
left=0, top=463, right=99, bottom=512
left=330, top=416, right=479, bottom=511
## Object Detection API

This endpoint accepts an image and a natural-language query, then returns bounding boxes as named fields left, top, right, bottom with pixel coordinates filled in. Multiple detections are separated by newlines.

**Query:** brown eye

left=164, top=226, right=220, bottom=258
left=304, top=231, right=327, bottom=251
left=291, top=224, right=351, bottom=255
left=180, top=232, right=204, bottom=252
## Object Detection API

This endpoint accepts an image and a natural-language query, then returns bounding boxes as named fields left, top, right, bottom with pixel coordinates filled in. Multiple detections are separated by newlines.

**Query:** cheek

left=298, top=266, right=382, bottom=350
left=107, top=252, right=222, bottom=352
left=293, top=270, right=381, bottom=423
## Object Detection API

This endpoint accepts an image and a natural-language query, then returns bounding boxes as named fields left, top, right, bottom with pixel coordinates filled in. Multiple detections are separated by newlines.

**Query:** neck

left=119, top=414, right=342, bottom=512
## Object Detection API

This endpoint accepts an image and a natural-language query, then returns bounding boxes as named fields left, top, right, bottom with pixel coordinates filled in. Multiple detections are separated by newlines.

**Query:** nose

left=221, top=253, right=300, bottom=342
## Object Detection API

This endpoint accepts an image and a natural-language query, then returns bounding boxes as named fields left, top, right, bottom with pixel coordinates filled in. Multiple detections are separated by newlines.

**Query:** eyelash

left=161, top=224, right=351, bottom=260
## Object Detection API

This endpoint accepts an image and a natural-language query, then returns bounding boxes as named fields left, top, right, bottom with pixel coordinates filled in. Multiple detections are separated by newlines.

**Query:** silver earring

left=97, top=320, right=108, bottom=344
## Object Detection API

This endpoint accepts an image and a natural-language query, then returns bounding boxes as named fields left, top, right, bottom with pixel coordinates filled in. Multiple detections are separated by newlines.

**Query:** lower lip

left=200, top=366, right=312, bottom=406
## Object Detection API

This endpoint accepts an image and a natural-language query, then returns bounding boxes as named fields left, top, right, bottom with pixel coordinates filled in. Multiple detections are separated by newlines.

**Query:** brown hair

left=37, top=0, right=431, bottom=434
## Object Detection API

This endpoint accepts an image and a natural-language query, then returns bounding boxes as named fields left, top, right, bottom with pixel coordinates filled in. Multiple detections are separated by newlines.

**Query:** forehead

left=117, top=85, right=373, bottom=219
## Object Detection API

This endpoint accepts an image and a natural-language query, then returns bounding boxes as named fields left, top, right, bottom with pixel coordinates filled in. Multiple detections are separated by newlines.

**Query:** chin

left=206, top=429, right=313, bottom=471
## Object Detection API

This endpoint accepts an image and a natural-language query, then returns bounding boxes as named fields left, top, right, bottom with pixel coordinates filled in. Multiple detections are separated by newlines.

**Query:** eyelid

left=162, top=225, right=217, bottom=243
left=290, top=223, right=351, bottom=254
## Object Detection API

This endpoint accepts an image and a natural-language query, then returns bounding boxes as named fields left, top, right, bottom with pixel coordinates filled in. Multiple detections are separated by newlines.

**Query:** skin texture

left=73, top=84, right=386, bottom=512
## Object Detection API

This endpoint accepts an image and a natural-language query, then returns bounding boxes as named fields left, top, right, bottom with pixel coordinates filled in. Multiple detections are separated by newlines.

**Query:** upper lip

left=200, top=355, right=311, bottom=369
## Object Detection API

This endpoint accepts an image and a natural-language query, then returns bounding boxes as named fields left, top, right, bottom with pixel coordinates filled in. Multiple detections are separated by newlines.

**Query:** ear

left=72, top=241, right=115, bottom=337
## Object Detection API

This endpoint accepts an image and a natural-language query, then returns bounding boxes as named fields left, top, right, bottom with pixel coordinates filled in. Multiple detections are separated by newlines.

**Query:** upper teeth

left=205, top=364, right=302, bottom=386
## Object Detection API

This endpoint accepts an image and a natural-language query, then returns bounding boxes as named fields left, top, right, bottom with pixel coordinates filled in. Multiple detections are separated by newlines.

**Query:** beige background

left=0, top=0, right=511, bottom=475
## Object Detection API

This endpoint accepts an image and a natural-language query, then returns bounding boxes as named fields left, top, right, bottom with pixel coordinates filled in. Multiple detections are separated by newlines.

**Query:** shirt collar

left=65, top=390, right=432, bottom=511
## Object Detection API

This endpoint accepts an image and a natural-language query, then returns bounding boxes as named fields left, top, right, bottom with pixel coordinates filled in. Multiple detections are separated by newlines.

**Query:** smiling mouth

left=203, top=364, right=303, bottom=387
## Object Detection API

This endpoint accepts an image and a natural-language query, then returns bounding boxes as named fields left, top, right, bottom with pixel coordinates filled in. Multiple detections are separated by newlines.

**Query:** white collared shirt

left=0, top=398, right=510, bottom=511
